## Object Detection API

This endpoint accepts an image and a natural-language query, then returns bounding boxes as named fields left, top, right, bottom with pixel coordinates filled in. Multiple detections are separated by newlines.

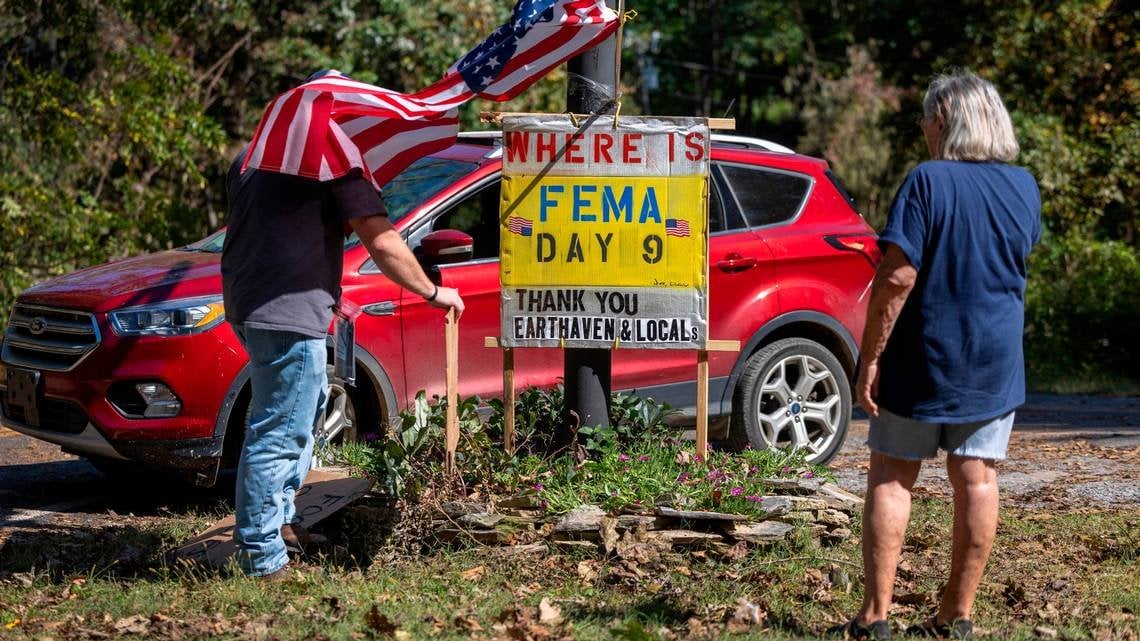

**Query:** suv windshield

left=186, top=156, right=479, bottom=253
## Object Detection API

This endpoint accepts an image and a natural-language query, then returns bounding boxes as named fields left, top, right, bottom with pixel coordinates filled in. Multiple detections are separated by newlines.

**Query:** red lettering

left=669, top=132, right=676, bottom=162
left=564, top=133, right=585, bottom=164
left=622, top=133, right=642, bottom=164
left=594, top=133, right=614, bottom=163
left=684, top=131, right=705, bottom=161
left=505, top=131, right=529, bottom=163
left=536, top=133, right=556, bottom=162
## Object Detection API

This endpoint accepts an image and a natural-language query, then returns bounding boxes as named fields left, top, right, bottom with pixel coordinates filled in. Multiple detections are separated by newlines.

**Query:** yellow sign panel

left=499, top=115, right=710, bottom=349
left=500, top=175, right=708, bottom=289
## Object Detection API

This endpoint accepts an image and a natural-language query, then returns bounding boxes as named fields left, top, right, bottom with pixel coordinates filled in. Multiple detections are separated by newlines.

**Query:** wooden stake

left=444, top=308, right=459, bottom=474
left=696, top=349, right=709, bottom=460
left=503, top=347, right=516, bottom=454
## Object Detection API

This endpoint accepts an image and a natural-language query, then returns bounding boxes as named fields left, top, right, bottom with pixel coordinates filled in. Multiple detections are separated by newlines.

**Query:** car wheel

left=312, top=365, right=358, bottom=467
left=728, top=337, right=850, bottom=465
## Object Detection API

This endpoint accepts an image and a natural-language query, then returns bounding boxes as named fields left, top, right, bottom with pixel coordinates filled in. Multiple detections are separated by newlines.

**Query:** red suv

left=1, top=133, right=879, bottom=486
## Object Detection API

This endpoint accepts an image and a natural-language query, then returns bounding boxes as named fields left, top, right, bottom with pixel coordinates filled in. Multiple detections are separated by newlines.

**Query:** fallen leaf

left=538, top=598, right=563, bottom=626
left=722, top=540, right=748, bottom=562
left=461, top=565, right=486, bottom=581
left=365, top=605, right=399, bottom=636
left=578, top=560, right=600, bottom=582
left=113, top=615, right=150, bottom=635
left=675, top=450, right=694, bottom=465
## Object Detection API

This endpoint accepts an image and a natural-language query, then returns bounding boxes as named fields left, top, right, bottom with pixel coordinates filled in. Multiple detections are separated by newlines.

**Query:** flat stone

left=655, top=507, right=749, bottom=522
left=497, top=495, right=544, bottom=510
left=554, top=505, right=607, bottom=532
left=756, top=496, right=792, bottom=517
left=488, top=543, right=549, bottom=557
left=786, top=496, right=829, bottom=511
left=440, top=501, right=487, bottom=518
left=617, top=514, right=671, bottom=530
left=727, top=521, right=794, bottom=543
left=816, top=509, right=851, bottom=527
left=435, top=529, right=510, bottom=544
left=499, top=508, right=545, bottom=519
left=458, top=512, right=504, bottom=529
left=775, top=511, right=817, bottom=523
left=821, top=527, right=852, bottom=545
left=648, top=529, right=726, bottom=545
left=552, top=540, right=599, bottom=551
left=817, top=483, right=865, bottom=511
left=762, top=477, right=824, bottom=493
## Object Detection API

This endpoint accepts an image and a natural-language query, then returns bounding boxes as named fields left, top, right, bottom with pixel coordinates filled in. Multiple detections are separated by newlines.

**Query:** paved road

left=1, top=394, right=1138, bottom=545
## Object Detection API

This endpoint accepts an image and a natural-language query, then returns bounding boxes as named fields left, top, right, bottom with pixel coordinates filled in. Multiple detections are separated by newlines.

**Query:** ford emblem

left=28, top=317, right=48, bottom=335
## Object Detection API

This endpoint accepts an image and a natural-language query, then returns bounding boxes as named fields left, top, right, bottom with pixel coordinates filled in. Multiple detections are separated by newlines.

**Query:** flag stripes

left=242, top=0, right=619, bottom=190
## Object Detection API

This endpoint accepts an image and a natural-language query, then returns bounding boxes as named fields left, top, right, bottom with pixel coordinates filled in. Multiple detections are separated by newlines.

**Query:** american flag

left=242, top=0, right=618, bottom=189
left=507, top=216, right=534, bottom=236
left=665, top=218, right=691, bottom=238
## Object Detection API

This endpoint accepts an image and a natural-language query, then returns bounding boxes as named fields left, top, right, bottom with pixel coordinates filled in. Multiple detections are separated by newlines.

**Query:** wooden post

left=444, top=309, right=459, bottom=474
left=503, top=347, right=516, bottom=454
left=695, top=349, right=710, bottom=460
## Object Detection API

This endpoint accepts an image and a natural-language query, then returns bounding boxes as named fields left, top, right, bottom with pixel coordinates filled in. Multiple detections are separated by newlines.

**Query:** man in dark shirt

left=222, top=146, right=463, bottom=578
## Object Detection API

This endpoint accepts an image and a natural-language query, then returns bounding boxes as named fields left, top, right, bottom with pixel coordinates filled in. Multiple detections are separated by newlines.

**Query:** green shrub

left=1025, top=232, right=1140, bottom=387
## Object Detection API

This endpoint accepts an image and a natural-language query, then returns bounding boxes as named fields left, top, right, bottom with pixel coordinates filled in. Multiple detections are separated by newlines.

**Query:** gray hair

left=923, top=71, right=1019, bottom=162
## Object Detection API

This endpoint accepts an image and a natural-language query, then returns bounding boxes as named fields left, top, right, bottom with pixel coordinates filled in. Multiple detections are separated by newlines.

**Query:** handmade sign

left=499, top=115, right=710, bottom=349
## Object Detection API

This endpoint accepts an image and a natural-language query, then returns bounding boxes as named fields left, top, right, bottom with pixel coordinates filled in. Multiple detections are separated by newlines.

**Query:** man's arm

left=349, top=215, right=465, bottom=318
left=857, top=244, right=917, bottom=416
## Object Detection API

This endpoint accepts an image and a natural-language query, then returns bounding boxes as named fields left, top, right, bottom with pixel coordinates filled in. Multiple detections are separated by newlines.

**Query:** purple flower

left=730, top=487, right=744, bottom=497
left=534, top=483, right=544, bottom=492
left=746, top=495, right=763, bottom=503
left=802, top=470, right=815, bottom=479
left=694, top=454, right=703, bottom=462
left=706, top=470, right=726, bottom=482
left=540, top=500, right=548, bottom=509
left=639, top=455, right=651, bottom=462
left=618, top=454, right=630, bottom=462
left=677, top=472, right=690, bottom=483
left=749, top=466, right=758, bottom=474
left=781, top=466, right=790, bottom=473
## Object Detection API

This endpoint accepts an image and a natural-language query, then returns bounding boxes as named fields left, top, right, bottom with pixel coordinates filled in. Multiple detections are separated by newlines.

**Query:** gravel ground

left=830, top=394, right=1140, bottom=508
left=1, top=393, right=1138, bottom=545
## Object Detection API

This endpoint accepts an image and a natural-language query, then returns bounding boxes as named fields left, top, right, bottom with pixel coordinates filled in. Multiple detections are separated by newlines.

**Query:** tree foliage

left=1, top=0, right=1136, bottom=382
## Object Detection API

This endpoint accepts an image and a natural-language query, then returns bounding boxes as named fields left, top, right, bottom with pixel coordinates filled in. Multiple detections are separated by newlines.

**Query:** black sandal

left=905, top=616, right=973, bottom=640
left=827, top=617, right=892, bottom=640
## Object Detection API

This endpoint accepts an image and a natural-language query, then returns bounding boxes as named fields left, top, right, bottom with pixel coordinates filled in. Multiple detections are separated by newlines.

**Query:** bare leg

left=858, top=451, right=923, bottom=623
left=937, top=454, right=999, bottom=623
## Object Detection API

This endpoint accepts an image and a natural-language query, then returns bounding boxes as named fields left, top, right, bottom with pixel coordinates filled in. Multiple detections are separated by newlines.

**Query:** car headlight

left=109, top=296, right=225, bottom=336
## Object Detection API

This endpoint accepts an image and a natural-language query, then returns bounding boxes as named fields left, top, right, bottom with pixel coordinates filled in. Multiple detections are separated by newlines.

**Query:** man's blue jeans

left=231, top=324, right=327, bottom=576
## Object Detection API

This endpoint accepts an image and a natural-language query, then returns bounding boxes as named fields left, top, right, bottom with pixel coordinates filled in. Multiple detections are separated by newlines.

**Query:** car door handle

left=716, top=254, right=757, bottom=272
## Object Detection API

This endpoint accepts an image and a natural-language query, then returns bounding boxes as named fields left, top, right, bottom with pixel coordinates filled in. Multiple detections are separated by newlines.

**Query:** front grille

left=2, top=304, right=101, bottom=371
left=1, top=397, right=90, bottom=434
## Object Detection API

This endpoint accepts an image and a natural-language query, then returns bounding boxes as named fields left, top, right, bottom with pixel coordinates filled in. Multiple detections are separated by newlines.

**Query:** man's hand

left=350, top=215, right=465, bottom=318
left=427, top=286, right=464, bottom=319
left=857, top=359, right=881, bottom=417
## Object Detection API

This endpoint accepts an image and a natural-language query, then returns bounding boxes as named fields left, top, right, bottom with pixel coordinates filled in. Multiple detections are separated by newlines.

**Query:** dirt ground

left=1, top=393, right=1138, bottom=546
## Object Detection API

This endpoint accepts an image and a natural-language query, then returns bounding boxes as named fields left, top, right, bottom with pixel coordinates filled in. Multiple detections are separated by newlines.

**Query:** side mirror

left=420, top=229, right=474, bottom=266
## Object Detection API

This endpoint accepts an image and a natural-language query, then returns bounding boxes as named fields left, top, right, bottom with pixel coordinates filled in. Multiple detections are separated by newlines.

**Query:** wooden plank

left=503, top=348, right=516, bottom=454
left=480, top=112, right=735, bottom=131
left=696, top=350, right=710, bottom=460
left=704, top=339, right=741, bottom=352
left=484, top=336, right=500, bottom=348
left=445, top=309, right=459, bottom=474
left=707, top=117, right=736, bottom=130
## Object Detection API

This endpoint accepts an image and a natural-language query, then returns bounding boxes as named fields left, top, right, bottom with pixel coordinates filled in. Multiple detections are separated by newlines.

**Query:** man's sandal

left=905, top=616, right=973, bottom=640
left=827, top=617, right=892, bottom=640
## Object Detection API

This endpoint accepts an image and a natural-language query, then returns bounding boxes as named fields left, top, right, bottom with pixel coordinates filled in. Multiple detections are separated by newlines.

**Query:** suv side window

left=430, top=182, right=501, bottom=260
left=710, top=164, right=747, bottom=232
left=719, top=164, right=812, bottom=229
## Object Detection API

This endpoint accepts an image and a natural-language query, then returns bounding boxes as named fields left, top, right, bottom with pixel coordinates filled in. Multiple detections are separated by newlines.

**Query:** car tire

left=727, top=337, right=850, bottom=465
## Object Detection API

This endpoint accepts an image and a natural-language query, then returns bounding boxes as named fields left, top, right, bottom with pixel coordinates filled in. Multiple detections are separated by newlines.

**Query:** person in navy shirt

left=836, top=72, right=1041, bottom=640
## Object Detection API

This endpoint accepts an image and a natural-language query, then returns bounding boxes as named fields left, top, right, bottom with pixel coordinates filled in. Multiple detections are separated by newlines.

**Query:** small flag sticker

left=507, top=215, right=533, bottom=236
left=665, top=218, right=691, bottom=237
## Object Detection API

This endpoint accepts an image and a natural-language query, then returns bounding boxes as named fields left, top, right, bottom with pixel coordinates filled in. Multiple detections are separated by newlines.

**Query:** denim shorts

left=867, top=408, right=1015, bottom=461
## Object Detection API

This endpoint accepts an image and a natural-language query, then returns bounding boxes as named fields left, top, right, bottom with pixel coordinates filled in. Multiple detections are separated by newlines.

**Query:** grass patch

left=2, top=502, right=1137, bottom=640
